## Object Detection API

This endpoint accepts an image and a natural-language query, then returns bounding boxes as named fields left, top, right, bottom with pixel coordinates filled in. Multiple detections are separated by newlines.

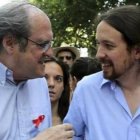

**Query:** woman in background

left=44, top=57, right=70, bottom=125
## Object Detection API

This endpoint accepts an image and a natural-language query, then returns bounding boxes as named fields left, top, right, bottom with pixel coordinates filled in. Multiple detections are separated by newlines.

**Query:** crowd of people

left=0, top=1, right=140, bottom=140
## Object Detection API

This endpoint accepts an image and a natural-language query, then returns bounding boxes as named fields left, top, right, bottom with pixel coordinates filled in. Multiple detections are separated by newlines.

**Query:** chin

left=103, top=71, right=119, bottom=80
left=50, top=99, right=57, bottom=103
left=103, top=75, right=114, bottom=80
left=37, top=73, right=45, bottom=78
left=36, top=70, right=46, bottom=77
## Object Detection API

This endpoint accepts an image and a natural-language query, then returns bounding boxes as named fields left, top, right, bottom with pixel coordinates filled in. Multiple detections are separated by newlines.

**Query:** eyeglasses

left=24, top=37, right=52, bottom=51
left=58, top=56, right=73, bottom=60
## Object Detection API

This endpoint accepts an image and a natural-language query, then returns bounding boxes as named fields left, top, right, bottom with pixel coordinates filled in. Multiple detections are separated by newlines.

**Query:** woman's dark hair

left=95, top=5, right=140, bottom=48
left=45, top=57, right=70, bottom=121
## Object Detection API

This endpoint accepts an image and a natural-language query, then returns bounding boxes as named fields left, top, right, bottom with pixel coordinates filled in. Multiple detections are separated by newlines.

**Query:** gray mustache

left=39, top=56, right=54, bottom=64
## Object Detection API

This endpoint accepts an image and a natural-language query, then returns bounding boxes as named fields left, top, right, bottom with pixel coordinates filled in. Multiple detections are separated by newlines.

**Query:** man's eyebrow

left=96, top=39, right=116, bottom=45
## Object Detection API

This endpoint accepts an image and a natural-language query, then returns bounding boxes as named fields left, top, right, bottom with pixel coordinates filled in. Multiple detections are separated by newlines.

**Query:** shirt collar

left=100, top=74, right=117, bottom=90
left=0, top=63, right=15, bottom=85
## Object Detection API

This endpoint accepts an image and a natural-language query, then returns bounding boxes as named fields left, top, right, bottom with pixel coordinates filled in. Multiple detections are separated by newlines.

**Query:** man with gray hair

left=0, top=1, right=74, bottom=140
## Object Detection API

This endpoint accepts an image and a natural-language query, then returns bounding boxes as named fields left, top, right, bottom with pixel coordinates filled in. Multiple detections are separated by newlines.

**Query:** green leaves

left=30, top=0, right=140, bottom=56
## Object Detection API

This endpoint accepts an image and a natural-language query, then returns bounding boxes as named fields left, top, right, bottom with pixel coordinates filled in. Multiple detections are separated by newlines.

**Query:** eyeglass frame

left=23, top=36, right=52, bottom=51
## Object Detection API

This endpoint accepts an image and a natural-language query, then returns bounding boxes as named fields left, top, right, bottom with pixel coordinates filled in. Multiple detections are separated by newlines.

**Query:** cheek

left=56, top=84, right=64, bottom=97
left=109, top=51, right=123, bottom=66
left=30, top=48, right=43, bottom=61
left=113, top=53, right=132, bottom=73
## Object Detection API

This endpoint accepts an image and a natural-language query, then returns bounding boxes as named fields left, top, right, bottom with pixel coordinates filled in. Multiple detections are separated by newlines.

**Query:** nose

left=63, top=57, right=68, bottom=63
left=43, top=47, right=53, bottom=57
left=48, top=77, right=55, bottom=88
left=96, top=46, right=106, bottom=59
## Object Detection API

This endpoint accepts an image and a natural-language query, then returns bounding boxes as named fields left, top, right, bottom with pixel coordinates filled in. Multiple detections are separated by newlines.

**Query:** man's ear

left=134, top=45, right=140, bottom=59
left=73, top=76, right=78, bottom=86
left=2, top=34, right=16, bottom=54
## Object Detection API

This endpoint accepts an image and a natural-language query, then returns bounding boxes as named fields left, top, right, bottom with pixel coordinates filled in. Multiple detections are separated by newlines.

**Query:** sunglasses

left=58, top=56, right=73, bottom=60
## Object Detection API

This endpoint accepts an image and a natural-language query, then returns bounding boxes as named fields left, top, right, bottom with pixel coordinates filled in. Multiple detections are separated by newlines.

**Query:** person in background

left=44, top=57, right=70, bottom=126
left=69, top=57, right=101, bottom=94
left=0, top=1, right=74, bottom=140
left=53, top=46, right=80, bottom=68
left=64, top=5, right=140, bottom=140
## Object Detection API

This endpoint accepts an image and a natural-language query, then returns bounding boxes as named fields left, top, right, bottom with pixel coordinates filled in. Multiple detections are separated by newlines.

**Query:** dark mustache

left=99, top=58, right=113, bottom=65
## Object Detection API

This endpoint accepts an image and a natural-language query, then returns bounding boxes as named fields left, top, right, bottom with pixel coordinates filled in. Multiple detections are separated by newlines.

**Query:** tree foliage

left=30, top=0, right=140, bottom=56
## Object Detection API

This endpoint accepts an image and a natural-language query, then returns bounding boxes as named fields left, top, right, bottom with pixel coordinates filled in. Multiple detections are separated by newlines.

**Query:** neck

left=51, top=101, right=62, bottom=125
left=51, top=101, right=59, bottom=116
left=116, top=66, right=140, bottom=115
left=116, top=65, right=140, bottom=91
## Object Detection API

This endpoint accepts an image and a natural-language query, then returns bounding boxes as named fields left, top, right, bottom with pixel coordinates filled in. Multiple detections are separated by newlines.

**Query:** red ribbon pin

left=32, top=115, right=45, bottom=128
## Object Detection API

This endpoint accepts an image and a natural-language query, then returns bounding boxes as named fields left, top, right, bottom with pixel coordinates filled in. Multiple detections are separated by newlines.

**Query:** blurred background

left=1, top=0, right=139, bottom=57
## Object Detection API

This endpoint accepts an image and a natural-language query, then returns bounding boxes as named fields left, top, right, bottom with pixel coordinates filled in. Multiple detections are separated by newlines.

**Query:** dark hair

left=96, top=5, right=140, bottom=48
left=0, top=1, right=37, bottom=51
left=45, top=57, right=70, bottom=121
left=70, top=57, right=101, bottom=81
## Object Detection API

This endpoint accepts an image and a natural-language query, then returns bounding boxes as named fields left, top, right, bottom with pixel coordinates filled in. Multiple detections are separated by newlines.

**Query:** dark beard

left=103, top=69, right=120, bottom=80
